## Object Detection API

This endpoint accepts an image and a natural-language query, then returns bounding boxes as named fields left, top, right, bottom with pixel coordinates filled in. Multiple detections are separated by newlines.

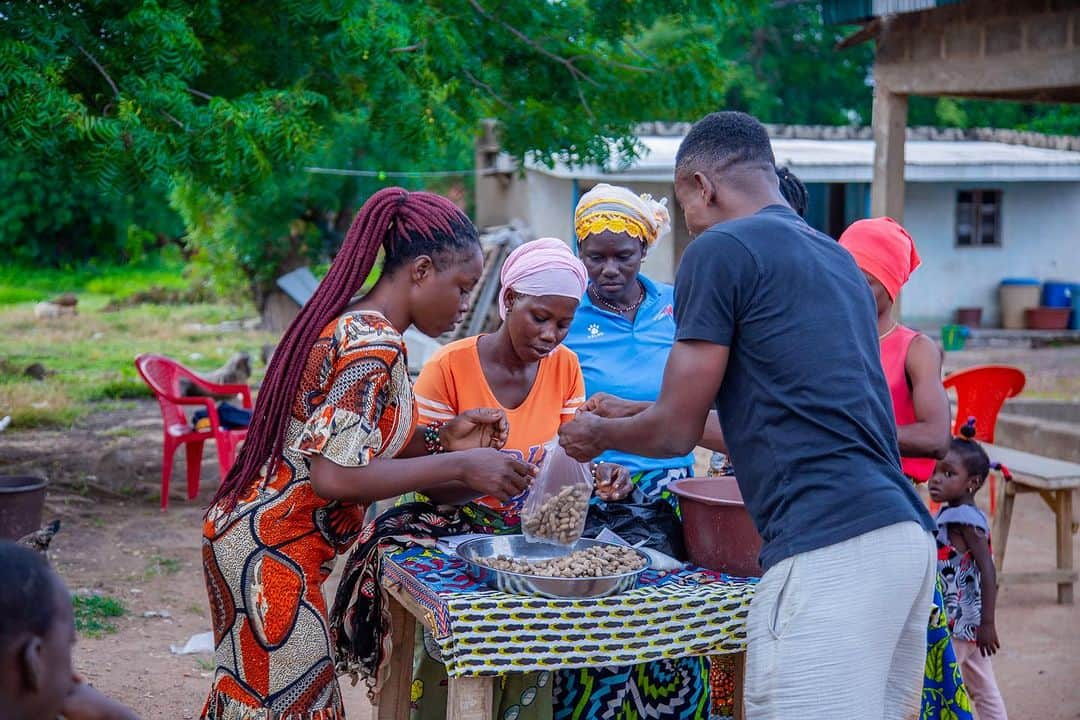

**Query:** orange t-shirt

left=414, top=336, right=585, bottom=513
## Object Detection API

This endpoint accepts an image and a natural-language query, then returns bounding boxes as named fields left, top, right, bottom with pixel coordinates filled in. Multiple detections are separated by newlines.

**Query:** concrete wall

left=901, top=181, right=1080, bottom=326
left=500, top=171, right=575, bottom=243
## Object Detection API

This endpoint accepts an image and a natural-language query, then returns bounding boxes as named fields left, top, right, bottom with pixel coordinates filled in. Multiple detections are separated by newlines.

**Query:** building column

left=474, top=118, right=503, bottom=229
left=870, top=80, right=909, bottom=318
left=870, top=82, right=908, bottom=222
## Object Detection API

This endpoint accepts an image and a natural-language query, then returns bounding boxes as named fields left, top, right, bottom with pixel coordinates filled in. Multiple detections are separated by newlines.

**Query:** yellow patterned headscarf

left=574, top=183, right=672, bottom=248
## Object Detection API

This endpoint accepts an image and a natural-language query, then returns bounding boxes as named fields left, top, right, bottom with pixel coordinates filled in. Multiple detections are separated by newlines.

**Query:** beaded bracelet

left=424, top=420, right=446, bottom=454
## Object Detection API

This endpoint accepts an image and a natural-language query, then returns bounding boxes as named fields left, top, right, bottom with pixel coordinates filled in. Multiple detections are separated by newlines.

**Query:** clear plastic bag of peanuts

left=520, top=439, right=594, bottom=546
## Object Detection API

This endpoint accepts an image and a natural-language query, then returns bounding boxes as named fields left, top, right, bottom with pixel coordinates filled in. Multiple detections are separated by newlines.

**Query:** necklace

left=879, top=322, right=898, bottom=340
left=589, top=280, right=646, bottom=314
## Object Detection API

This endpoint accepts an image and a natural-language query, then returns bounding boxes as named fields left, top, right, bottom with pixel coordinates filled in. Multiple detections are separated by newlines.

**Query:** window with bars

left=955, top=190, right=1002, bottom=247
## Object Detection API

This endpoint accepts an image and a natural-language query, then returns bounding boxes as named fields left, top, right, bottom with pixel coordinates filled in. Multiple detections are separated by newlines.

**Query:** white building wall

left=901, top=182, right=1080, bottom=327
left=499, top=171, right=574, bottom=242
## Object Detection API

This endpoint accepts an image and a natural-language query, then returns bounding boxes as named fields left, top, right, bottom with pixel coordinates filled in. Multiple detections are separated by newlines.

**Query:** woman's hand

left=594, top=463, right=631, bottom=502
left=457, top=448, right=536, bottom=502
left=442, top=408, right=509, bottom=451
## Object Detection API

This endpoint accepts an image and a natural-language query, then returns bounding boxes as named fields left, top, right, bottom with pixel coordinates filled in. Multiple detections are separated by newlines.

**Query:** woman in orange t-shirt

left=415, top=237, right=630, bottom=532
left=410, top=238, right=630, bottom=720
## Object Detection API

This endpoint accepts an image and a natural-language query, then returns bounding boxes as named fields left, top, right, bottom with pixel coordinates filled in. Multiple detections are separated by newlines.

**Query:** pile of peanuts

left=477, top=544, right=646, bottom=578
left=521, top=485, right=590, bottom=544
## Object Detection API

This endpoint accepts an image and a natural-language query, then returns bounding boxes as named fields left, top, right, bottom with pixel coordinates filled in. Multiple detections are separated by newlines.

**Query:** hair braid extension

left=210, top=188, right=477, bottom=511
left=776, top=166, right=808, bottom=218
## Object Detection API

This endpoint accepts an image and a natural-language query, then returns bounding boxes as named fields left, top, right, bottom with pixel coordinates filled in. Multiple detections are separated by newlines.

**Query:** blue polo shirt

left=564, top=274, right=696, bottom=474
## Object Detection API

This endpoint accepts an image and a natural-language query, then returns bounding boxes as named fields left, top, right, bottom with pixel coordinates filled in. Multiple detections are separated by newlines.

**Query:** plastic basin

left=0, top=476, right=48, bottom=541
left=1025, top=307, right=1071, bottom=331
left=669, top=477, right=763, bottom=577
left=954, top=307, right=982, bottom=328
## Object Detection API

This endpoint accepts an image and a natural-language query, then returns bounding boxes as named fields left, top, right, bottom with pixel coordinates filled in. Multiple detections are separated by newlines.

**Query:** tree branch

left=186, top=86, right=213, bottom=101
left=463, top=68, right=511, bottom=109
left=586, top=50, right=657, bottom=74
left=160, top=110, right=186, bottom=130
left=466, top=0, right=600, bottom=88
left=575, top=82, right=595, bottom=121
left=75, top=43, right=119, bottom=98
left=390, top=41, right=426, bottom=54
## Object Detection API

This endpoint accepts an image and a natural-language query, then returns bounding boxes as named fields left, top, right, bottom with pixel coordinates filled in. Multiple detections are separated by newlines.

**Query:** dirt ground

left=3, top=394, right=1079, bottom=719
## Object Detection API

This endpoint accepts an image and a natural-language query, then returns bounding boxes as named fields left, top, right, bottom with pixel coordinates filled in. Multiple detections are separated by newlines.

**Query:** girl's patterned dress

left=201, top=311, right=414, bottom=719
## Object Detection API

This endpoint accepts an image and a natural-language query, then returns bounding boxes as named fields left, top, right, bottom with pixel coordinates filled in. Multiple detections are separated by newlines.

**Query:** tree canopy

left=2, top=1, right=1076, bottom=305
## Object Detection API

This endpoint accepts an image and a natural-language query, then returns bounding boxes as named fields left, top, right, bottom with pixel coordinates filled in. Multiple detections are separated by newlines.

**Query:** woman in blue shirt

left=558, top=183, right=708, bottom=720
left=564, top=183, right=696, bottom=507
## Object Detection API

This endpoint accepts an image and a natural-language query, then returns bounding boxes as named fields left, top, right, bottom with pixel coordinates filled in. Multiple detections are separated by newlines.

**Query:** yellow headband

left=574, top=209, right=652, bottom=246
left=573, top=184, right=670, bottom=247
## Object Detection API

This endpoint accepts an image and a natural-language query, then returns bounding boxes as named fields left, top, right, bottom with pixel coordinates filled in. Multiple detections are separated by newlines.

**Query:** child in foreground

left=929, top=419, right=1008, bottom=719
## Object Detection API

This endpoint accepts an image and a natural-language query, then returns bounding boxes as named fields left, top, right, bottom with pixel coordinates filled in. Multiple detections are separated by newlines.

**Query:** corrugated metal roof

left=524, top=136, right=1080, bottom=184
left=822, top=0, right=965, bottom=24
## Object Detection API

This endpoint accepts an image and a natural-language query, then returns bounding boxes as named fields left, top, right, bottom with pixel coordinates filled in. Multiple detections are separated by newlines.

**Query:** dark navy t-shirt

left=674, top=204, right=934, bottom=570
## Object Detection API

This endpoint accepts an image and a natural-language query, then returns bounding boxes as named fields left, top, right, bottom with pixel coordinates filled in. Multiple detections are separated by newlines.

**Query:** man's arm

left=898, top=335, right=951, bottom=460
left=560, top=340, right=728, bottom=461
left=699, top=411, right=727, bottom=453
left=581, top=393, right=728, bottom=453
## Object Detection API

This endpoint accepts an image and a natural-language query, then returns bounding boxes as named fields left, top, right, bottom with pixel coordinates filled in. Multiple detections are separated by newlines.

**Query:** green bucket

left=941, top=324, right=967, bottom=351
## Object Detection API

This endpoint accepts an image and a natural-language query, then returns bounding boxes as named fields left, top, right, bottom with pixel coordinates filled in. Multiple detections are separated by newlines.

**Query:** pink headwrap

left=499, top=238, right=588, bottom=319
left=838, top=217, right=922, bottom=301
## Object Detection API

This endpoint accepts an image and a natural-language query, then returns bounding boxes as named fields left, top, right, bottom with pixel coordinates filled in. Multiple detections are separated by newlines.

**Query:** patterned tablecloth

left=380, top=545, right=756, bottom=677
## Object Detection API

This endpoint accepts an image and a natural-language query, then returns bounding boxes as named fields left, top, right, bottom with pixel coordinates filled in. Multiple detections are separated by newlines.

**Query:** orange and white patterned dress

left=201, top=311, right=415, bottom=720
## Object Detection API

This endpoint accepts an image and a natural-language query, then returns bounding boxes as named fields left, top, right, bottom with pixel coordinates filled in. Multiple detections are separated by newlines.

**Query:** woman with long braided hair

left=200, top=188, right=536, bottom=719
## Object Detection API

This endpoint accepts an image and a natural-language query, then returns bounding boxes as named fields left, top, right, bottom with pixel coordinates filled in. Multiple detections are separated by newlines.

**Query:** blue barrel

left=1071, top=284, right=1080, bottom=331
left=1042, top=281, right=1074, bottom=308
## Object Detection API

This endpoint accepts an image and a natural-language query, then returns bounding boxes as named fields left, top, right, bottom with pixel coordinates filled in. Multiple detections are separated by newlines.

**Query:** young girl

left=200, top=188, right=536, bottom=719
left=930, top=419, right=1008, bottom=720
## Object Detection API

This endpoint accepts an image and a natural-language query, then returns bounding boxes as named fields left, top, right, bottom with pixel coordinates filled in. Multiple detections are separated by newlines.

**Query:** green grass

left=144, top=553, right=183, bottom=578
left=0, top=258, right=192, bottom=308
left=73, top=595, right=127, bottom=638
left=0, top=301, right=276, bottom=429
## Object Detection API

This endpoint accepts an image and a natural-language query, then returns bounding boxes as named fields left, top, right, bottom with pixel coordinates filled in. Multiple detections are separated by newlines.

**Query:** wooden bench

left=985, top=443, right=1080, bottom=604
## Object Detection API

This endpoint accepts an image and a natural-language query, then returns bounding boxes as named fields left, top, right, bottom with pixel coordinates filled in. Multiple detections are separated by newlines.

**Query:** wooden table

left=986, top=443, right=1080, bottom=604
left=371, top=547, right=752, bottom=720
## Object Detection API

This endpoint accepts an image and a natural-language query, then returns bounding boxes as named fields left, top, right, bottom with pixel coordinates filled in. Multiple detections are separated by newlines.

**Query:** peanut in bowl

left=456, top=535, right=650, bottom=599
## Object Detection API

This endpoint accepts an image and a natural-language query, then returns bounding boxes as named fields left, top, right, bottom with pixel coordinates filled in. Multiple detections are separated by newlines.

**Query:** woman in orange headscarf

left=840, top=217, right=972, bottom=720
left=839, top=217, right=951, bottom=482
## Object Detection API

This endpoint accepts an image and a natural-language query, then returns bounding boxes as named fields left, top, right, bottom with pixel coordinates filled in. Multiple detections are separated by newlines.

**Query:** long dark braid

left=210, top=188, right=478, bottom=511
left=776, top=166, right=808, bottom=218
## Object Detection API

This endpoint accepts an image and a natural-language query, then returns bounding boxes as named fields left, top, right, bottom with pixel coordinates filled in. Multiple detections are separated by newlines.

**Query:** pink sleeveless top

left=880, top=324, right=936, bottom=482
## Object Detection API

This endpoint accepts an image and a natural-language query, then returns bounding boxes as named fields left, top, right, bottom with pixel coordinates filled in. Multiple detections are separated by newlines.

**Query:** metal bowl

left=456, top=535, right=650, bottom=599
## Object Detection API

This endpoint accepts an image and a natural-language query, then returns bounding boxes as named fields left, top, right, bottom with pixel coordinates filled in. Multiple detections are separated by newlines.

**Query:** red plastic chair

left=942, top=365, right=1026, bottom=514
left=135, top=353, right=252, bottom=510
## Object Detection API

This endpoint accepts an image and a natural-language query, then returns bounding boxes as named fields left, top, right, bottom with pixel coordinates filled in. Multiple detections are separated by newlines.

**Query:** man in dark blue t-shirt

left=560, top=111, right=936, bottom=718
